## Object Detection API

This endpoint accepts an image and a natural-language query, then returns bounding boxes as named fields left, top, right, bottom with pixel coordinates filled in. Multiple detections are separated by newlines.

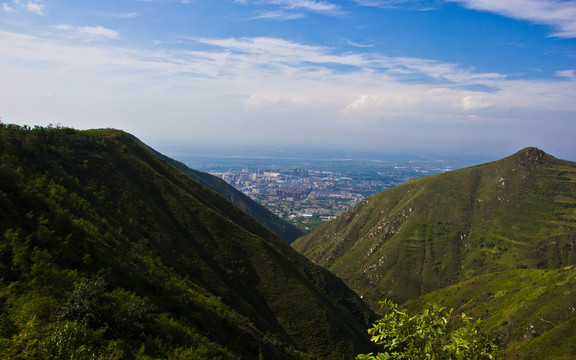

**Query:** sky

left=1, top=0, right=575, bottom=159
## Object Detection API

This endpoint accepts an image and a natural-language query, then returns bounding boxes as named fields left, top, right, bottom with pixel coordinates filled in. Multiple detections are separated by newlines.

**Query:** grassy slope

left=293, top=147, right=576, bottom=358
left=0, top=125, right=374, bottom=359
left=405, top=266, right=576, bottom=360
left=133, top=137, right=303, bottom=243
left=293, top=147, right=576, bottom=305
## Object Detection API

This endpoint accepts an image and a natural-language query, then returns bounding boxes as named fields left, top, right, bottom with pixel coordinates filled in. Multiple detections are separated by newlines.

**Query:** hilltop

left=0, top=124, right=374, bottom=359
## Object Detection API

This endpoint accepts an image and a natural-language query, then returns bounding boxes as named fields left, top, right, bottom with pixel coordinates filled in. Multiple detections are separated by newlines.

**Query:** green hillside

left=293, top=147, right=576, bottom=357
left=133, top=137, right=303, bottom=243
left=0, top=124, right=374, bottom=359
left=405, top=266, right=576, bottom=360
left=293, top=147, right=576, bottom=305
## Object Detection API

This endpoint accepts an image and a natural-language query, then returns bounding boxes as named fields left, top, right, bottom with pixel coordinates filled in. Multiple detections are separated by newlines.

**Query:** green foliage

left=357, top=300, right=497, bottom=360
left=0, top=123, right=374, bottom=360
left=0, top=319, right=121, bottom=360
left=56, top=277, right=158, bottom=339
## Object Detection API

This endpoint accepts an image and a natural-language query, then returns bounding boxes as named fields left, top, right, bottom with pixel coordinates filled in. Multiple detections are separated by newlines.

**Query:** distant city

left=167, top=146, right=493, bottom=232
left=208, top=163, right=445, bottom=232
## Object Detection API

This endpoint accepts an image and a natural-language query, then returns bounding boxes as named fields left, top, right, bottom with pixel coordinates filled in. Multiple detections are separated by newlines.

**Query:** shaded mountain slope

left=293, top=147, right=576, bottom=306
left=133, top=137, right=303, bottom=243
left=0, top=124, right=374, bottom=359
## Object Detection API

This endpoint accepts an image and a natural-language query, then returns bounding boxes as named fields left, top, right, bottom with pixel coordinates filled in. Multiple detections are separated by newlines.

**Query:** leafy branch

left=357, top=300, right=498, bottom=360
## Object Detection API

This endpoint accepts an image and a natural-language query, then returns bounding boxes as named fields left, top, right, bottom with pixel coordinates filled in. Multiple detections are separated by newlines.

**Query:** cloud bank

left=447, top=0, right=576, bottom=38
left=1, top=28, right=574, bottom=154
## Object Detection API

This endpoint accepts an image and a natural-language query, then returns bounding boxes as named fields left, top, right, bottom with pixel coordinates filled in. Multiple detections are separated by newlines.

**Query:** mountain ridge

left=292, top=146, right=576, bottom=304
left=0, top=124, right=374, bottom=359
left=292, top=146, right=576, bottom=358
left=129, top=134, right=303, bottom=243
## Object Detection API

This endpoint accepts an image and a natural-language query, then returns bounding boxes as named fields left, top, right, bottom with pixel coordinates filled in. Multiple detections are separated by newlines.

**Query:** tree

left=357, top=300, right=498, bottom=360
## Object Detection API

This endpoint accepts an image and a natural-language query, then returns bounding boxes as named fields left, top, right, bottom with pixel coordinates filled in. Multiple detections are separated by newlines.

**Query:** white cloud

left=340, top=87, right=495, bottom=120
left=341, top=93, right=419, bottom=117
left=97, top=11, right=140, bottom=19
left=344, top=39, right=376, bottom=48
left=276, top=0, right=340, bottom=12
left=249, top=10, right=306, bottom=20
left=354, top=0, right=412, bottom=5
left=2, top=0, right=47, bottom=14
left=237, top=0, right=343, bottom=15
left=353, top=0, right=438, bottom=10
left=557, top=69, right=576, bottom=79
left=1, top=29, right=575, bottom=152
left=54, top=24, right=120, bottom=41
left=187, top=36, right=505, bottom=86
left=244, top=94, right=310, bottom=112
left=25, top=1, right=45, bottom=15
left=460, top=95, right=492, bottom=111
left=447, top=0, right=576, bottom=38
left=178, top=36, right=576, bottom=127
left=2, top=2, right=15, bottom=12
left=77, top=26, right=119, bottom=40
left=381, top=56, right=505, bottom=83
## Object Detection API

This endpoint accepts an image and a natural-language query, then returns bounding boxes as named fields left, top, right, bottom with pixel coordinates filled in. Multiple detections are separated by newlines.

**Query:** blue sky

left=1, top=0, right=575, bottom=159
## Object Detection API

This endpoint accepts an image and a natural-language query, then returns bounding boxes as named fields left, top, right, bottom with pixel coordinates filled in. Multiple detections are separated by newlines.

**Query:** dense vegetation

left=0, top=124, right=375, bottom=359
left=134, top=137, right=303, bottom=243
left=357, top=300, right=497, bottom=360
left=293, top=147, right=576, bottom=358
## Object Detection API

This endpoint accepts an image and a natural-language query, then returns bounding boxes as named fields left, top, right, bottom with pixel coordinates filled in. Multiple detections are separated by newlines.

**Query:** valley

left=3, top=0, right=574, bottom=358
left=167, top=147, right=484, bottom=233
left=2, top=124, right=576, bottom=359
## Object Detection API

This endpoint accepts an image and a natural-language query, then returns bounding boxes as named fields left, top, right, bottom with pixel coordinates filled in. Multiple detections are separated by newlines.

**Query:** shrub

left=357, top=300, right=498, bottom=360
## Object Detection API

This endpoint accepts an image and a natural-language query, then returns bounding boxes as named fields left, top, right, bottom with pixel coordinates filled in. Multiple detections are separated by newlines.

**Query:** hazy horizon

left=149, top=141, right=561, bottom=172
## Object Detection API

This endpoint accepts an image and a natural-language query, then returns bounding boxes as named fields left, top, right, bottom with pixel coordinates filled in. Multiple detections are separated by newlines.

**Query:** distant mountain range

left=293, top=147, right=576, bottom=359
left=0, top=124, right=374, bottom=359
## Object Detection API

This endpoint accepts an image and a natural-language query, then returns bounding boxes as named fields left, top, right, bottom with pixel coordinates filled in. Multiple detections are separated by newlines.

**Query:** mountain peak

left=510, top=146, right=551, bottom=167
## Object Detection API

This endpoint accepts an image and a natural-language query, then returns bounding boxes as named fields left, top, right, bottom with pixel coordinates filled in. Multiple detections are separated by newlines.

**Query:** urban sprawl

left=209, top=162, right=450, bottom=231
